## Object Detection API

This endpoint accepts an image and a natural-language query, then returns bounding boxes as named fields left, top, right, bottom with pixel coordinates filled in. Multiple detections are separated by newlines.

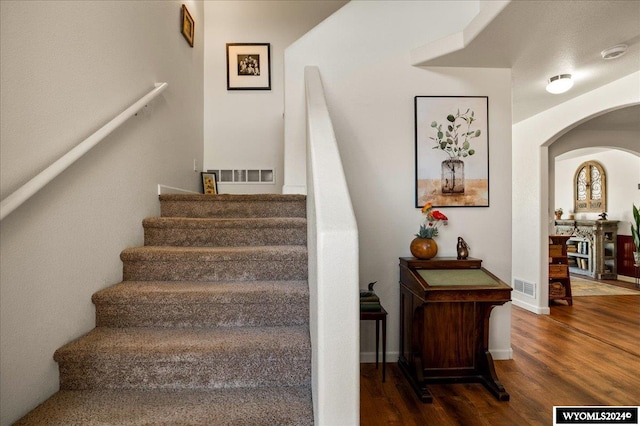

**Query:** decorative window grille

left=574, top=161, right=606, bottom=213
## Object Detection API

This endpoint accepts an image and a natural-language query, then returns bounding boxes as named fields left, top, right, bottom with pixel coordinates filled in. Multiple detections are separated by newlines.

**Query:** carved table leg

left=398, top=356, right=434, bottom=403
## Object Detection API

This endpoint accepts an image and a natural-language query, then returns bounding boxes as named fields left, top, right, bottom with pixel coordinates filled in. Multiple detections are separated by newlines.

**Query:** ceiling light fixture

left=546, top=74, right=573, bottom=94
left=601, top=44, right=628, bottom=60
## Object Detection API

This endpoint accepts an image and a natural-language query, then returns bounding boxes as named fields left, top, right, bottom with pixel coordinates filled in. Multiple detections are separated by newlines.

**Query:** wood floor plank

left=361, top=292, right=640, bottom=425
left=550, top=295, right=640, bottom=356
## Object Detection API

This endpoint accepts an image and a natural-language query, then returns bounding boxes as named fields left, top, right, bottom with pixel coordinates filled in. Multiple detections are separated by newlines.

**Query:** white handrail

left=304, top=66, right=359, bottom=425
left=0, top=82, right=168, bottom=221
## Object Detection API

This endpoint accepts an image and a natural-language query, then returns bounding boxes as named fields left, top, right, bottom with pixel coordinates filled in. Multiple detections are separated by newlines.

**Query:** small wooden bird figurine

left=457, top=237, right=470, bottom=260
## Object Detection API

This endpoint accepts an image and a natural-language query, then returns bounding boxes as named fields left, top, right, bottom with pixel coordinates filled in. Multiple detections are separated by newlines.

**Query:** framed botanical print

left=226, top=43, right=271, bottom=90
left=415, top=96, right=489, bottom=208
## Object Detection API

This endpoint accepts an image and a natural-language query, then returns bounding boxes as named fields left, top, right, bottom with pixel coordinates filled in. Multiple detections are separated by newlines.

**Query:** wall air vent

left=513, top=278, right=536, bottom=297
left=207, top=169, right=274, bottom=184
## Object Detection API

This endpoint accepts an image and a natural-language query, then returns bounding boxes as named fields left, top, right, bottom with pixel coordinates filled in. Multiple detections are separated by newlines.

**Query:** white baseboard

left=157, top=184, right=198, bottom=195
left=282, top=184, right=307, bottom=195
left=513, top=298, right=550, bottom=315
left=489, top=348, right=513, bottom=360
left=617, top=274, right=636, bottom=284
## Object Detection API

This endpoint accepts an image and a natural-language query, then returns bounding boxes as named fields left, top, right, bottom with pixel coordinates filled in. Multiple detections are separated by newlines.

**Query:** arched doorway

left=548, top=106, right=640, bottom=297
left=511, top=73, right=639, bottom=315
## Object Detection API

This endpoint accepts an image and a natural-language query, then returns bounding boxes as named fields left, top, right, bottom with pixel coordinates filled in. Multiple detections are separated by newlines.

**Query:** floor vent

left=514, top=278, right=536, bottom=297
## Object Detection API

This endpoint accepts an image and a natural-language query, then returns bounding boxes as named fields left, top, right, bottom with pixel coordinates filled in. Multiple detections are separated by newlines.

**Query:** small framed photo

left=226, top=43, right=271, bottom=90
left=201, top=172, right=218, bottom=195
left=181, top=4, right=194, bottom=47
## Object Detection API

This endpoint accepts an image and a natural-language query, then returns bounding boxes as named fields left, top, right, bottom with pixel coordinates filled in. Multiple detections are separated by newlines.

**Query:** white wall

left=285, top=0, right=513, bottom=370
left=203, top=0, right=346, bottom=194
left=554, top=144, right=640, bottom=235
left=0, top=1, right=204, bottom=424
left=305, top=66, right=361, bottom=426
left=512, top=72, right=640, bottom=314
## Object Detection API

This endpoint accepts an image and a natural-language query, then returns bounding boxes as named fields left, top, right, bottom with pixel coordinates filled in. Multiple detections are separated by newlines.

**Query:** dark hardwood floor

left=361, top=291, right=640, bottom=425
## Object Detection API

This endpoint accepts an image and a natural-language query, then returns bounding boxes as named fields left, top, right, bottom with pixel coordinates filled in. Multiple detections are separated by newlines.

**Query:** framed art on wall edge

left=226, top=43, right=271, bottom=90
left=181, top=4, right=194, bottom=47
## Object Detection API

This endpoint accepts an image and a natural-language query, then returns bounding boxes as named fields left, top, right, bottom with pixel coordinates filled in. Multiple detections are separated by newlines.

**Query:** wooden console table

left=554, top=220, right=619, bottom=279
left=360, top=307, right=387, bottom=382
left=398, top=257, right=512, bottom=403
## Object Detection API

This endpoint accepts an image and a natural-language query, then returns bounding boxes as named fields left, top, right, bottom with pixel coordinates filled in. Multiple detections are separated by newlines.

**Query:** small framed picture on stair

left=201, top=172, right=218, bottom=195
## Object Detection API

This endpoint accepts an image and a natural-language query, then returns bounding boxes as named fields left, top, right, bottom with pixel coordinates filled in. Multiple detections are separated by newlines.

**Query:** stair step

left=143, top=217, right=307, bottom=246
left=16, top=193, right=314, bottom=423
left=93, top=280, right=309, bottom=327
left=54, top=326, right=311, bottom=390
left=14, top=387, right=313, bottom=425
left=159, top=194, right=306, bottom=218
left=121, top=246, right=308, bottom=281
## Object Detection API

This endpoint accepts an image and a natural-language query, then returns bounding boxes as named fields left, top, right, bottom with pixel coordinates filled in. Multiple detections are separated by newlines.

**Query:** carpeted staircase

left=16, top=194, right=313, bottom=425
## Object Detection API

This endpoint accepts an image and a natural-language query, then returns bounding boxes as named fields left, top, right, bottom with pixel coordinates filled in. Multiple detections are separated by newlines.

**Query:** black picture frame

left=414, top=96, right=489, bottom=208
left=226, top=43, right=271, bottom=90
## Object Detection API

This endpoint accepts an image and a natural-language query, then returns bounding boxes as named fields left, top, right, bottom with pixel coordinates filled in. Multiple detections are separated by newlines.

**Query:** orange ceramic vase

left=410, top=238, right=438, bottom=260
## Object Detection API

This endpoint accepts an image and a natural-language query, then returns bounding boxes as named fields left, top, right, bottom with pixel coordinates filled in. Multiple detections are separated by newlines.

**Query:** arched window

left=574, top=161, right=606, bottom=213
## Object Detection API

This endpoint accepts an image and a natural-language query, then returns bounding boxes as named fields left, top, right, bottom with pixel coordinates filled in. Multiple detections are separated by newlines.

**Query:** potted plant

left=554, top=208, right=563, bottom=220
left=632, top=203, right=640, bottom=266
left=410, top=203, right=448, bottom=260
left=429, top=109, right=481, bottom=194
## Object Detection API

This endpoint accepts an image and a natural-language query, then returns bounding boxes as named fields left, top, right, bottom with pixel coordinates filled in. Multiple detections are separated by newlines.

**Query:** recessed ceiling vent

left=514, top=278, right=536, bottom=298
left=601, top=44, right=628, bottom=60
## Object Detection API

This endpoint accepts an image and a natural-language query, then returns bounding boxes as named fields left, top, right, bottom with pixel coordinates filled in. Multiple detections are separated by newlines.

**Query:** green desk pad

left=417, top=269, right=500, bottom=287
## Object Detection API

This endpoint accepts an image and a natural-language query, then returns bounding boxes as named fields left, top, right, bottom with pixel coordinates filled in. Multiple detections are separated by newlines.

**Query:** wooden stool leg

left=382, top=314, right=386, bottom=382
left=375, top=318, right=380, bottom=368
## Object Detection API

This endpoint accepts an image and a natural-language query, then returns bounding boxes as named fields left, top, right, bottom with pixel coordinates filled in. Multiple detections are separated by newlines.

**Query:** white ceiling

left=576, top=104, right=640, bottom=131
left=412, top=0, right=640, bottom=125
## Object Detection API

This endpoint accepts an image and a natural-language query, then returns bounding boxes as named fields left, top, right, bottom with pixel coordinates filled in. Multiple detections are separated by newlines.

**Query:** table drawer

left=549, top=244, right=564, bottom=258
left=549, top=264, right=568, bottom=278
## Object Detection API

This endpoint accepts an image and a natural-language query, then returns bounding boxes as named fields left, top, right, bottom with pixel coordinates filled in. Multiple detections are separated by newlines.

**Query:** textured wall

left=554, top=143, right=639, bottom=233
left=284, top=5, right=513, bottom=423
left=0, top=1, right=204, bottom=423
left=202, top=0, right=346, bottom=194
